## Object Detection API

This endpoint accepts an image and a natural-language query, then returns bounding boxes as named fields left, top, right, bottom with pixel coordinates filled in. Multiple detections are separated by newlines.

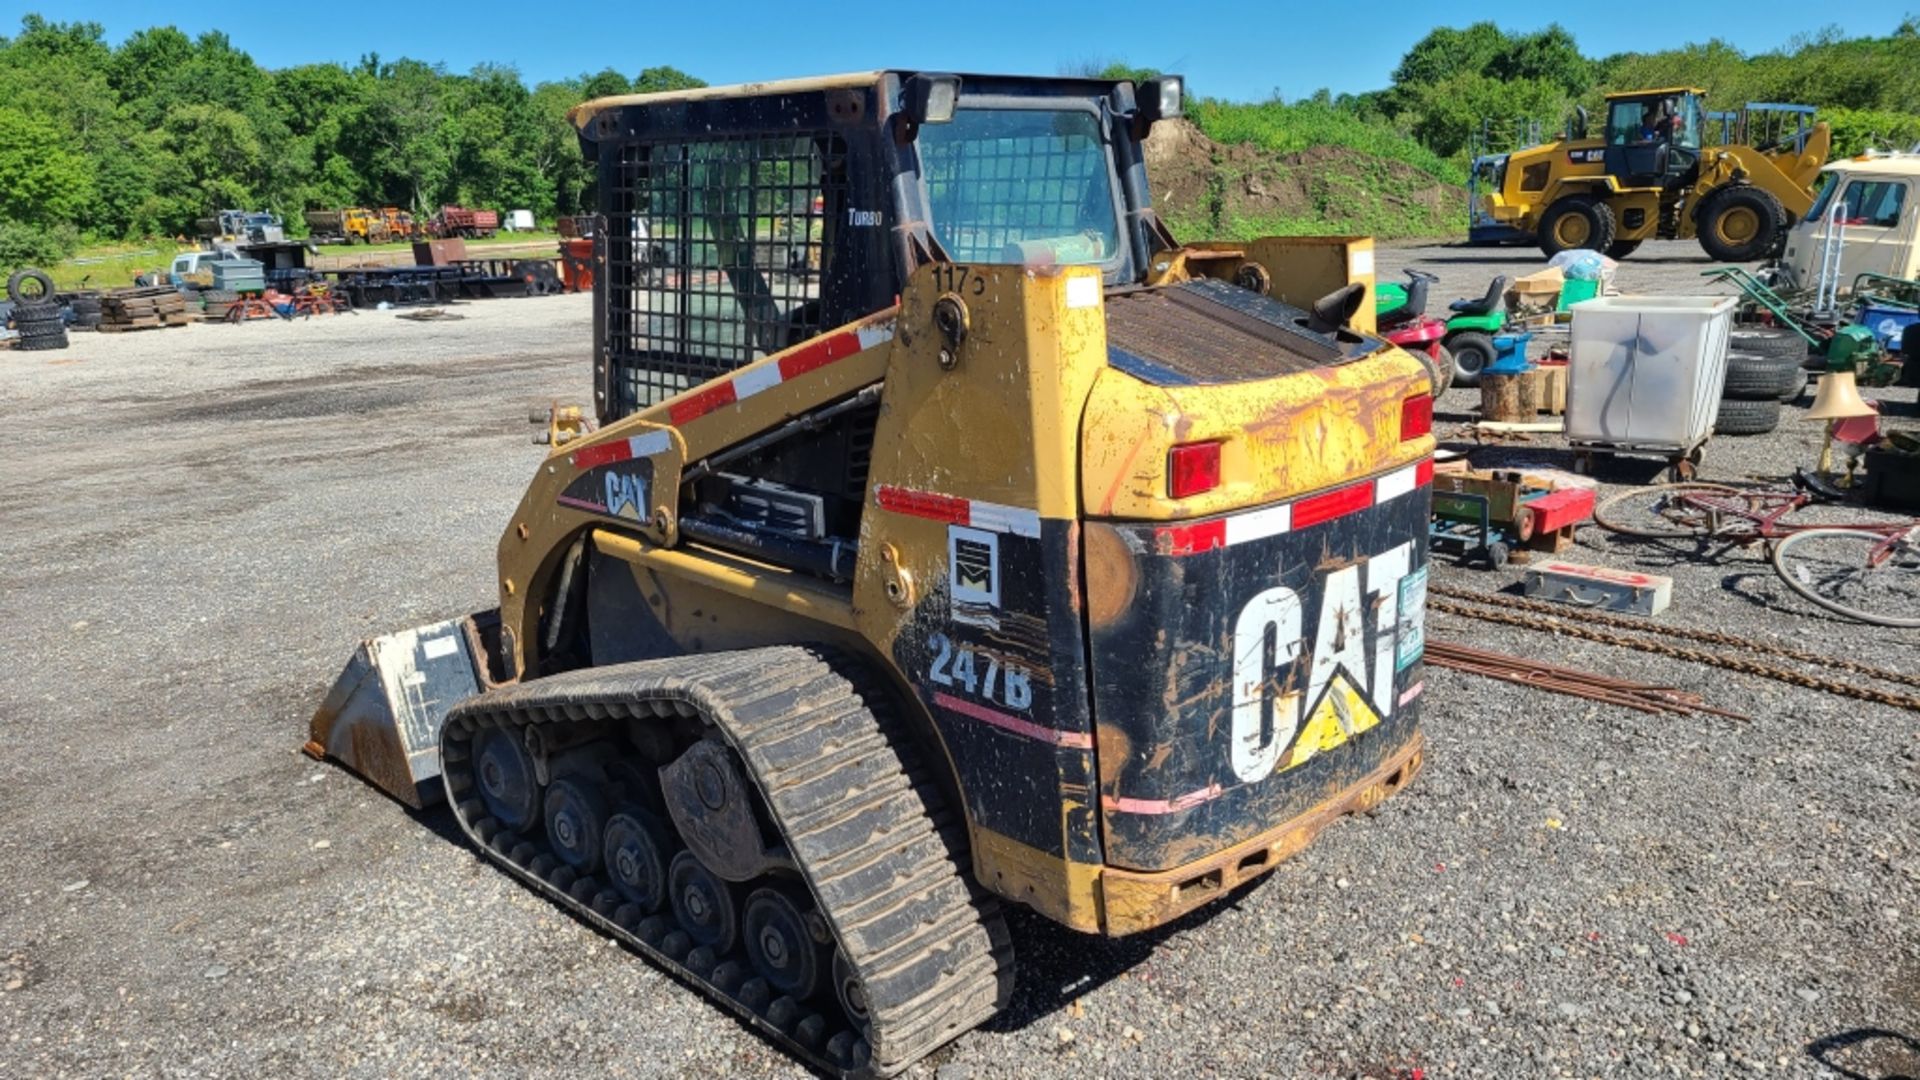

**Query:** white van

left=1777, top=154, right=1920, bottom=290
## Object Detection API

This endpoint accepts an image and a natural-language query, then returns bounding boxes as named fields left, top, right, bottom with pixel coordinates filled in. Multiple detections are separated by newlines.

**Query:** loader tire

left=1722, top=350, right=1802, bottom=400
left=6, top=268, right=53, bottom=305
left=1606, top=239, right=1642, bottom=260
left=1539, top=196, right=1616, bottom=257
left=1698, top=186, right=1785, bottom=263
left=1713, top=395, right=1781, bottom=435
left=440, top=646, right=1014, bottom=1078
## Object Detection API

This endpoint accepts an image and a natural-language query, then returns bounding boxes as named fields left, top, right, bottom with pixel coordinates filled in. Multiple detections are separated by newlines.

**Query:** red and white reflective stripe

left=1102, top=783, right=1225, bottom=816
left=666, top=321, right=895, bottom=427
left=569, top=429, right=673, bottom=470
left=1398, top=680, right=1425, bottom=708
left=932, top=692, right=1092, bottom=749
left=872, top=485, right=1043, bottom=538
left=1156, top=457, right=1434, bottom=556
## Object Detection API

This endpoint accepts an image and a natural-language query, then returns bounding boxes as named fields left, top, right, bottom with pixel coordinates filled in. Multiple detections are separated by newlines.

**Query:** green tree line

left=0, top=14, right=703, bottom=268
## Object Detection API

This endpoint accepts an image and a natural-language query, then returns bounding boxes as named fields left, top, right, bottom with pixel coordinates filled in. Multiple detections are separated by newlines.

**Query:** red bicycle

left=1595, top=480, right=1920, bottom=628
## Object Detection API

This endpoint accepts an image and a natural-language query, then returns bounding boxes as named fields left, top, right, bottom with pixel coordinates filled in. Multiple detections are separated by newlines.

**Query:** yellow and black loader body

left=311, top=69, right=1433, bottom=1076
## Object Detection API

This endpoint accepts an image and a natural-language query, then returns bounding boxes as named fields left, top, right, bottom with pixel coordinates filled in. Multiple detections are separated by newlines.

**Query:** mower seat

left=1376, top=274, right=1430, bottom=331
left=1450, top=275, right=1510, bottom=317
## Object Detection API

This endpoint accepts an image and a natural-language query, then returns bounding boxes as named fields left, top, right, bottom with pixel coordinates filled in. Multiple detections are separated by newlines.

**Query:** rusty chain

left=1427, top=596, right=1920, bottom=715
left=1432, top=584, right=1920, bottom=690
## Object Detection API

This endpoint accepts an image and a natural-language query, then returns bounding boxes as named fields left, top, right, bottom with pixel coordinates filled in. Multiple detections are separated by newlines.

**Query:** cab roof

left=567, top=69, right=1158, bottom=133
left=1603, top=87, right=1705, bottom=100
left=1820, top=152, right=1920, bottom=178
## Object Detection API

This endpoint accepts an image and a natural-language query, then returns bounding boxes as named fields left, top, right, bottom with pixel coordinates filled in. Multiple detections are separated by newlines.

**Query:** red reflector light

left=1168, top=441, right=1223, bottom=499
left=1400, top=393, right=1433, bottom=440
left=1292, top=480, right=1372, bottom=530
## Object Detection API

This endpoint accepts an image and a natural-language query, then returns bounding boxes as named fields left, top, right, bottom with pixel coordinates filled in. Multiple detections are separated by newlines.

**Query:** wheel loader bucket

left=303, top=613, right=495, bottom=808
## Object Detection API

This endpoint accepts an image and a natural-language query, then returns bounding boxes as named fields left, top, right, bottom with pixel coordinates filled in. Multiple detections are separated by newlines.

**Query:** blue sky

left=8, top=1, right=1914, bottom=102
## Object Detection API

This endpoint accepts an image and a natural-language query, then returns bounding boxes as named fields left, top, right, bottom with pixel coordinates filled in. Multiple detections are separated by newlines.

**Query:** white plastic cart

left=1564, top=295, right=1737, bottom=481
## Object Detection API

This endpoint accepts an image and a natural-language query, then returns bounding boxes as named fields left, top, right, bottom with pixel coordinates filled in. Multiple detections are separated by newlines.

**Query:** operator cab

left=1602, top=88, right=1705, bottom=186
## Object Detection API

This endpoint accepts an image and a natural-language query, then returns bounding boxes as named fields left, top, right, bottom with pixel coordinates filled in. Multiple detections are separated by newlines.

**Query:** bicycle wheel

left=1593, top=483, right=1752, bottom=540
left=1771, top=527, right=1920, bottom=628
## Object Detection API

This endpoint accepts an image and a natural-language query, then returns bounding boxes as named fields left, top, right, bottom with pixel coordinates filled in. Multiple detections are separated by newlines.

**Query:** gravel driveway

left=2, top=248, right=1917, bottom=1079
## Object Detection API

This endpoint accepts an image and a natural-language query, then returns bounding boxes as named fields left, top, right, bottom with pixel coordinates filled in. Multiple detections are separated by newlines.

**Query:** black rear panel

left=1085, top=472, right=1431, bottom=872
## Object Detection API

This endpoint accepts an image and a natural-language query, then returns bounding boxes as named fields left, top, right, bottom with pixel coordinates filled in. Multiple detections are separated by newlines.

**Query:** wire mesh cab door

left=587, top=88, right=897, bottom=423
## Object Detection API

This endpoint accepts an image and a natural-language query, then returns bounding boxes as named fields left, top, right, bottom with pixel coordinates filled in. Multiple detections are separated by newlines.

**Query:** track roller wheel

left=473, top=727, right=538, bottom=831
left=603, top=809, right=675, bottom=912
left=833, top=949, right=871, bottom=1032
left=544, top=776, right=610, bottom=872
left=745, top=886, right=830, bottom=1002
left=669, top=850, right=741, bottom=953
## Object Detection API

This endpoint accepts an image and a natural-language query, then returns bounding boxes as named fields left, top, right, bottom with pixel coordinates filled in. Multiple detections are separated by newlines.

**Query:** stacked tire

left=59, top=291, right=102, bottom=332
left=1714, top=327, right=1806, bottom=436
left=9, top=267, right=67, bottom=351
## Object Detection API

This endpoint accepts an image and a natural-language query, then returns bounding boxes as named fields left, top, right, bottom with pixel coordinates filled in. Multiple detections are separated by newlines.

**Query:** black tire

left=6, top=268, right=54, bottom=305
left=1779, top=368, right=1809, bottom=402
left=19, top=318, right=66, bottom=339
left=1606, top=239, right=1642, bottom=259
left=18, top=331, right=68, bottom=351
left=1448, top=331, right=1498, bottom=388
left=1429, top=345, right=1456, bottom=397
left=1713, top=395, right=1782, bottom=435
left=1722, top=350, right=1802, bottom=399
left=1697, top=186, right=1786, bottom=263
left=1410, top=347, right=1445, bottom=397
left=1726, top=326, right=1806, bottom=362
left=12, top=301, right=58, bottom=325
left=1539, top=196, right=1617, bottom=257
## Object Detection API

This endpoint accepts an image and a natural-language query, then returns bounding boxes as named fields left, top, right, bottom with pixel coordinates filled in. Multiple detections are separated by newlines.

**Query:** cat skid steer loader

left=307, top=70, right=1436, bottom=1076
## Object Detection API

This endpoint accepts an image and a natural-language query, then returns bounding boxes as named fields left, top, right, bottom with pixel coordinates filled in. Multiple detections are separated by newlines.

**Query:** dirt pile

left=1143, top=118, right=1465, bottom=238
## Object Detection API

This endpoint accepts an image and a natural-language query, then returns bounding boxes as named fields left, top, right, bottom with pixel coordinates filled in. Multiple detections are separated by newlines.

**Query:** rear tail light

left=1400, top=393, right=1433, bottom=441
left=1168, top=441, right=1222, bottom=499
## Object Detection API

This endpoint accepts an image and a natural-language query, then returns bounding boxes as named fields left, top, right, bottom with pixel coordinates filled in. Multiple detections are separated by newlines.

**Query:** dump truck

left=429, top=205, right=500, bottom=239
left=1475, top=90, right=1830, bottom=261
left=303, top=207, right=391, bottom=245
left=308, top=70, right=1436, bottom=1076
left=381, top=207, right=422, bottom=241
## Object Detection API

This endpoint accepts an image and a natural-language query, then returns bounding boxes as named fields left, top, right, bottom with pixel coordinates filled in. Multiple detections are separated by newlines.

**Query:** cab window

left=1605, top=101, right=1644, bottom=145
left=1837, top=181, right=1907, bottom=228
left=1674, top=96, right=1703, bottom=151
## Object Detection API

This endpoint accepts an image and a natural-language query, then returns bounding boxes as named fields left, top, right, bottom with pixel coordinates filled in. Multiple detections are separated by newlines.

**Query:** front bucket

left=304, top=612, right=496, bottom=807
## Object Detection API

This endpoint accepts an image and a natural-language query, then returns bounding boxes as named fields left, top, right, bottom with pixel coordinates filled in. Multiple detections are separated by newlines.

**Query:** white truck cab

left=1777, top=153, right=1920, bottom=290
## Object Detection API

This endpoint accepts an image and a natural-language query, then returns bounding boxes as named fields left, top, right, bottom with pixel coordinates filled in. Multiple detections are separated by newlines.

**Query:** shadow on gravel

left=1806, top=1028, right=1920, bottom=1080
left=982, top=876, right=1268, bottom=1033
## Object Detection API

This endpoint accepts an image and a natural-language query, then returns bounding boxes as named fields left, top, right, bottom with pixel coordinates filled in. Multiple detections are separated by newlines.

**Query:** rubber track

left=439, top=646, right=1014, bottom=1077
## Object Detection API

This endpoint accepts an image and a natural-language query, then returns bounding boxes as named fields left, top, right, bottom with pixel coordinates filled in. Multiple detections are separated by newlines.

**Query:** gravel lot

left=3, top=246, right=1918, bottom=1080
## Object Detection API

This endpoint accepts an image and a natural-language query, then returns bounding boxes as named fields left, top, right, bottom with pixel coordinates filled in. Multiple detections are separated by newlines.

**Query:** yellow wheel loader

left=1476, top=89, right=1829, bottom=261
left=307, top=70, right=1436, bottom=1076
